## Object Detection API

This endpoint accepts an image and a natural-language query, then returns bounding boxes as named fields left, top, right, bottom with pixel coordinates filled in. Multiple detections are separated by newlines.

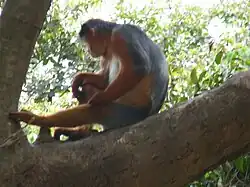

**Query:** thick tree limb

left=1, top=70, right=250, bottom=187
left=0, top=0, right=52, bottom=141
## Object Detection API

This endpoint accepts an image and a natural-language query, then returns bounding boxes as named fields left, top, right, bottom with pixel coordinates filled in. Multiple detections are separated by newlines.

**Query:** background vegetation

left=1, top=0, right=249, bottom=186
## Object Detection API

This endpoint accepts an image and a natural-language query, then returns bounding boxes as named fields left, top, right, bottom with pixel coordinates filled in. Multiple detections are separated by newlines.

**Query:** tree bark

left=0, top=0, right=51, bottom=141
left=1, top=0, right=250, bottom=186
left=1, top=70, right=250, bottom=187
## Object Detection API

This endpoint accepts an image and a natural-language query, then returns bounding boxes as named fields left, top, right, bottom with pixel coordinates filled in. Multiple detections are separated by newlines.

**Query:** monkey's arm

left=72, top=72, right=107, bottom=90
left=72, top=72, right=107, bottom=98
left=91, top=33, right=145, bottom=103
left=72, top=58, right=108, bottom=91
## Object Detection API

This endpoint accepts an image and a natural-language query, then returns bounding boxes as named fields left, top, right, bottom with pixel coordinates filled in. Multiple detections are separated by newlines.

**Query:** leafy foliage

left=22, top=0, right=101, bottom=103
left=18, top=0, right=250, bottom=185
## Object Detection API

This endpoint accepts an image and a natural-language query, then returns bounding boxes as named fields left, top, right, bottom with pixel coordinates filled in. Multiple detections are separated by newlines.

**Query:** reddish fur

left=8, top=29, right=147, bottom=135
left=54, top=125, right=98, bottom=141
left=54, top=83, right=99, bottom=140
left=95, top=34, right=143, bottom=102
left=75, top=83, right=101, bottom=104
left=72, top=58, right=108, bottom=99
left=54, top=59, right=107, bottom=140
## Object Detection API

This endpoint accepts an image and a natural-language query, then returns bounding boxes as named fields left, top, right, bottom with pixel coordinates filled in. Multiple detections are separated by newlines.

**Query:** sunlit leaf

left=215, top=50, right=223, bottom=64
left=199, top=71, right=207, bottom=81
left=190, top=68, right=198, bottom=84
left=234, top=157, right=244, bottom=173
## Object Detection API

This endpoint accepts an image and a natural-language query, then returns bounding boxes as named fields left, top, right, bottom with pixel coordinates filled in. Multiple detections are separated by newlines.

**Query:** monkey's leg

left=9, top=104, right=108, bottom=128
left=54, top=126, right=90, bottom=140
left=54, top=125, right=98, bottom=141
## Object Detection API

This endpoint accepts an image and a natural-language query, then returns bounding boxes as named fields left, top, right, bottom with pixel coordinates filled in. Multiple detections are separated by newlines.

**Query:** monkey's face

left=79, top=29, right=107, bottom=58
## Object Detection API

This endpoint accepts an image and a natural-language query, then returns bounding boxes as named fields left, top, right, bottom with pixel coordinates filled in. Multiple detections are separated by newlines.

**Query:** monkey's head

left=79, top=19, right=117, bottom=58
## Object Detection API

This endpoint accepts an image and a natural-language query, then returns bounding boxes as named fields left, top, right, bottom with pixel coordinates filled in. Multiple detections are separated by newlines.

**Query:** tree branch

left=1, top=70, right=250, bottom=187
left=0, top=0, right=52, bottom=142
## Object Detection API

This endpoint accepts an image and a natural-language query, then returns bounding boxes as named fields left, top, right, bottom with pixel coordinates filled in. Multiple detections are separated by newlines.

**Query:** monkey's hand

left=72, top=72, right=107, bottom=98
left=72, top=73, right=98, bottom=97
left=72, top=72, right=87, bottom=98
left=9, top=110, right=42, bottom=124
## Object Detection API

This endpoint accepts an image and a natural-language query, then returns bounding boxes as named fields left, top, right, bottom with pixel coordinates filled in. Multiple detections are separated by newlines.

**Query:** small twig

left=0, top=123, right=28, bottom=148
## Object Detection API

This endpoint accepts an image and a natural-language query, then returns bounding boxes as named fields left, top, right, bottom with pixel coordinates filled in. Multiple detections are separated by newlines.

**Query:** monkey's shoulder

left=112, top=24, right=150, bottom=42
left=111, top=24, right=164, bottom=61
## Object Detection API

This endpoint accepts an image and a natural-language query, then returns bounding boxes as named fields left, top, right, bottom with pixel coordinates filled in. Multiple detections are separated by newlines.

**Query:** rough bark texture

left=1, top=1, right=250, bottom=186
left=0, top=70, right=250, bottom=187
left=0, top=0, right=51, bottom=141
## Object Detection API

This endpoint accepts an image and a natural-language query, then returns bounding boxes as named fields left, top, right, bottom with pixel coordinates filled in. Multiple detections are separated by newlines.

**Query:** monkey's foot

left=9, top=110, right=42, bottom=125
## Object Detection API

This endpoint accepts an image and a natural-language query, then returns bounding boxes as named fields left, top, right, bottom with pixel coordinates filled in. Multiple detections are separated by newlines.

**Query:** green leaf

left=234, top=157, right=244, bottom=173
left=190, top=68, right=198, bottom=84
left=245, top=59, right=250, bottom=66
left=215, top=50, right=224, bottom=64
left=198, top=71, right=207, bottom=81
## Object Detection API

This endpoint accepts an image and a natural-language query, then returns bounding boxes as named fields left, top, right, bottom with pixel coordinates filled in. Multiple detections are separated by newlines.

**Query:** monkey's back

left=111, top=24, right=169, bottom=115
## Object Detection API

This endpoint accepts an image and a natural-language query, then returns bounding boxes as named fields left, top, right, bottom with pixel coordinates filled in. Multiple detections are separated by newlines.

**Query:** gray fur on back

left=112, top=24, right=169, bottom=115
